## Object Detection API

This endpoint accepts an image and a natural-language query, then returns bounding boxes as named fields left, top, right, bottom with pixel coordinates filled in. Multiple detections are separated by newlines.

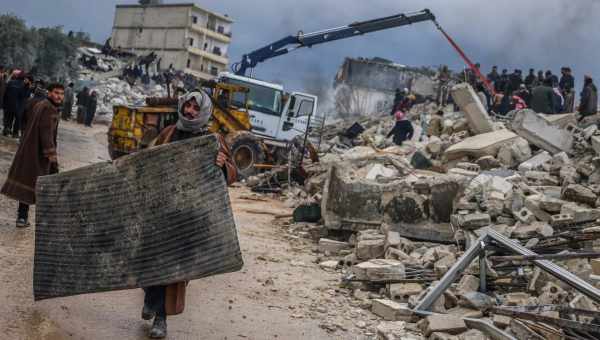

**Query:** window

left=138, top=27, right=143, bottom=33
left=225, top=78, right=284, bottom=116
left=217, top=26, right=225, bottom=34
left=187, top=59, right=191, bottom=68
left=200, top=64, right=204, bottom=71
left=192, top=15, right=198, bottom=24
left=213, top=46, right=222, bottom=56
left=210, top=67, right=219, bottom=76
left=297, top=100, right=314, bottom=117
left=189, top=38, right=194, bottom=47
left=204, top=43, right=208, bottom=51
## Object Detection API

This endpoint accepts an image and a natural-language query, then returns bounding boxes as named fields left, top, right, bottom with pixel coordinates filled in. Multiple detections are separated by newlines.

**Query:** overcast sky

left=1, top=0, right=598, bottom=93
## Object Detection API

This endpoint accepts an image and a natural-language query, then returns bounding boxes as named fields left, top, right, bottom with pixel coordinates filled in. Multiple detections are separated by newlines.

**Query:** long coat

left=1, top=99, right=59, bottom=204
left=152, top=124, right=237, bottom=315
left=580, top=83, right=598, bottom=116
left=530, top=85, right=556, bottom=114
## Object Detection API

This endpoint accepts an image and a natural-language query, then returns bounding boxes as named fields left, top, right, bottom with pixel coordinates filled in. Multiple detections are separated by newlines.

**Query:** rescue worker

left=427, top=110, right=444, bottom=137
left=1, top=83, right=63, bottom=228
left=141, top=91, right=237, bottom=339
left=387, top=109, right=414, bottom=146
left=530, top=78, right=556, bottom=114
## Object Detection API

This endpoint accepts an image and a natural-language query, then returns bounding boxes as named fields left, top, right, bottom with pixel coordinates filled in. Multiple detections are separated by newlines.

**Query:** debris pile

left=263, top=83, right=600, bottom=339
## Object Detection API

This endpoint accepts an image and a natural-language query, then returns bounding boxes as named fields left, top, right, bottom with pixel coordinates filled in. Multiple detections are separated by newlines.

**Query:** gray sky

left=1, top=0, right=598, bottom=92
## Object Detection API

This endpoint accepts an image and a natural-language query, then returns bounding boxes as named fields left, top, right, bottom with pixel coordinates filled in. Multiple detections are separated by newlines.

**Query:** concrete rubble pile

left=263, top=83, right=600, bottom=339
left=92, top=77, right=167, bottom=118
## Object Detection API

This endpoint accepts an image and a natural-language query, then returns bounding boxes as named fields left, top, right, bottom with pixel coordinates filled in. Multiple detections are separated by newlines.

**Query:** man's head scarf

left=176, top=91, right=213, bottom=133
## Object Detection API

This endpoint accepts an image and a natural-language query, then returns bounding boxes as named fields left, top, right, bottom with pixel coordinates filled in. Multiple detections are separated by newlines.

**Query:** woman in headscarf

left=141, top=91, right=237, bottom=339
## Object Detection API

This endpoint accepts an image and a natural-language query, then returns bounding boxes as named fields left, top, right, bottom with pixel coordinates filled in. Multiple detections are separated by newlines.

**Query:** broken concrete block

left=411, top=150, right=433, bottom=170
left=452, top=213, right=491, bottom=230
left=450, top=83, right=494, bottom=134
left=560, top=165, right=581, bottom=185
left=539, top=112, right=577, bottom=128
left=456, top=275, right=480, bottom=295
left=434, top=254, right=457, bottom=276
left=524, top=195, right=552, bottom=222
left=356, top=238, right=386, bottom=260
left=317, top=238, right=351, bottom=255
left=561, top=202, right=600, bottom=223
left=322, top=165, right=410, bottom=231
left=429, top=333, right=459, bottom=340
left=511, top=109, right=574, bottom=154
left=591, top=259, right=600, bottom=275
left=549, top=213, right=575, bottom=227
left=510, top=319, right=545, bottom=340
left=538, top=196, right=566, bottom=213
left=592, top=136, right=600, bottom=155
left=458, top=291, right=495, bottom=310
left=422, top=314, right=468, bottom=336
left=504, top=292, right=531, bottom=306
left=456, top=162, right=480, bottom=173
left=444, top=129, right=519, bottom=161
left=492, top=314, right=512, bottom=328
left=319, top=260, right=339, bottom=270
left=577, top=162, right=596, bottom=178
left=388, top=283, right=423, bottom=302
left=448, top=168, right=479, bottom=179
left=352, top=259, right=405, bottom=282
left=371, top=299, right=413, bottom=321
left=384, top=231, right=401, bottom=250
left=366, top=164, right=399, bottom=180
left=562, top=184, right=598, bottom=207
left=498, top=137, right=532, bottom=168
left=518, top=151, right=552, bottom=173
left=376, top=321, right=408, bottom=340
left=514, top=207, right=536, bottom=224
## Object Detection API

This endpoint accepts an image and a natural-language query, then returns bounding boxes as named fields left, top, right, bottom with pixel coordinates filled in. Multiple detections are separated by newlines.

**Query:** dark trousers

left=144, top=285, right=167, bottom=317
left=84, top=110, right=95, bottom=126
left=18, top=202, right=29, bottom=220
left=3, top=109, right=16, bottom=134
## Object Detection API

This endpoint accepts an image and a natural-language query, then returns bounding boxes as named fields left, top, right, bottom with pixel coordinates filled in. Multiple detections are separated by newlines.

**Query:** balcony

left=190, top=23, right=231, bottom=44
left=187, top=46, right=228, bottom=66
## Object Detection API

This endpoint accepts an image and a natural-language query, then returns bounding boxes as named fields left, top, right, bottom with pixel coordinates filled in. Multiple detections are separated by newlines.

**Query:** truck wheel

left=229, top=135, right=265, bottom=179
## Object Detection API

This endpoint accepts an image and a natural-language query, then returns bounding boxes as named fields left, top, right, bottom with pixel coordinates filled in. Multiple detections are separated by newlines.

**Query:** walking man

left=579, top=75, right=598, bottom=120
left=62, top=83, right=75, bottom=120
left=1, top=83, right=64, bottom=228
left=141, top=90, right=237, bottom=338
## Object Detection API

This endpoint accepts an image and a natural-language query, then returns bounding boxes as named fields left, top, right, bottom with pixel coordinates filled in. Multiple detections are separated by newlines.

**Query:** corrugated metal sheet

left=34, top=135, right=243, bottom=301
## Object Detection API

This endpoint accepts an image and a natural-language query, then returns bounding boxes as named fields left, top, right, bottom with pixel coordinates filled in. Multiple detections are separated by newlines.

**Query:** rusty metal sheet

left=34, top=135, right=243, bottom=301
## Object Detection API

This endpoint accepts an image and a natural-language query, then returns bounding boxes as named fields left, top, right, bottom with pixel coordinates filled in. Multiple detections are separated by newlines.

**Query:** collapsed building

left=248, top=82, right=600, bottom=339
left=334, top=57, right=438, bottom=117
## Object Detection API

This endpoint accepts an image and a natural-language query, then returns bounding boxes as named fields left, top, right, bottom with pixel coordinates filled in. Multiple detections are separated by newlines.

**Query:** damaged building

left=110, top=1, right=233, bottom=80
left=334, top=57, right=438, bottom=116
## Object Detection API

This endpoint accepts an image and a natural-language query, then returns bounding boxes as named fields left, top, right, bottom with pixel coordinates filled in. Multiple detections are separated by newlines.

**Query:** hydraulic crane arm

left=232, top=9, right=436, bottom=76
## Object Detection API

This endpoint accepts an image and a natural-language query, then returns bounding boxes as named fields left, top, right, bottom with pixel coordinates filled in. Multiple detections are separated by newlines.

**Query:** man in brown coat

left=142, top=91, right=237, bottom=338
left=1, top=83, right=64, bottom=228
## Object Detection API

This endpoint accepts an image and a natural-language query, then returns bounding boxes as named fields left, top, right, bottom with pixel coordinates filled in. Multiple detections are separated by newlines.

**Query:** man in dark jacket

left=530, top=78, right=556, bottom=114
left=0, top=66, right=7, bottom=111
left=495, top=69, right=509, bottom=93
left=579, top=75, right=598, bottom=118
left=76, top=87, right=89, bottom=124
left=524, top=69, right=537, bottom=90
left=3, top=72, right=29, bottom=137
left=545, top=70, right=559, bottom=88
left=62, top=83, right=75, bottom=120
left=84, top=91, right=98, bottom=127
left=1, top=83, right=63, bottom=228
left=559, top=67, right=575, bottom=113
left=487, top=66, right=499, bottom=84
left=508, top=69, right=523, bottom=94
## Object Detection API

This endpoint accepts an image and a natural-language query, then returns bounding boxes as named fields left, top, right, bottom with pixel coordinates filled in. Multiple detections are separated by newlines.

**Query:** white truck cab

left=218, top=72, right=320, bottom=143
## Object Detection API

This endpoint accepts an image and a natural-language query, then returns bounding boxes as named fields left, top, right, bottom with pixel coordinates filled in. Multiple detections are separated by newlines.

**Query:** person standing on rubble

left=579, top=75, right=598, bottom=120
left=495, top=69, right=509, bottom=93
left=559, top=67, right=575, bottom=113
left=76, top=87, right=89, bottom=124
left=62, top=83, right=74, bottom=121
left=140, top=91, right=237, bottom=339
left=1, top=83, right=64, bottom=228
left=387, top=109, right=414, bottom=146
left=530, top=78, right=556, bottom=114
left=427, top=110, right=444, bottom=138
left=436, top=65, right=451, bottom=107
left=524, top=69, right=537, bottom=91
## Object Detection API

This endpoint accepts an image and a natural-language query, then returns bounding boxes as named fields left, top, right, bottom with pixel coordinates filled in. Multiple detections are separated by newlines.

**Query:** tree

left=0, top=15, right=37, bottom=70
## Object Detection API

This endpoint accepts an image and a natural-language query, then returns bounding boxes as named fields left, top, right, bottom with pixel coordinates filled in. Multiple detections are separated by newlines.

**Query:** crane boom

left=232, top=9, right=436, bottom=76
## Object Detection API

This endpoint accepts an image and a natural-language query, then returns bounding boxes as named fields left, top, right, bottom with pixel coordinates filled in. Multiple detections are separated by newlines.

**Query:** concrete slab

left=539, top=113, right=577, bottom=128
left=450, top=83, right=494, bottom=134
left=444, top=130, right=519, bottom=161
left=512, top=109, right=573, bottom=154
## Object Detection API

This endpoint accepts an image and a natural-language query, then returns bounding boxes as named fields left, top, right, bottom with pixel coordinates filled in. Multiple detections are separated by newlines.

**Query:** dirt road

left=0, top=121, right=373, bottom=340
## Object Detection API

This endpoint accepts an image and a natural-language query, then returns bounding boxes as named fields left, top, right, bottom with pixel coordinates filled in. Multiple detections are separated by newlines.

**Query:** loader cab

left=218, top=72, right=319, bottom=142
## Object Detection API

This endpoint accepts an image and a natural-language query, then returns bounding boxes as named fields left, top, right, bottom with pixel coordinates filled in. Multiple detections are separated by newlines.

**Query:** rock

left=511, top=109, right=574, bottom=154
left=492, top=314, right=512, bottom=328
left=434, top=254, right=457, bottom=276
left=525, top=171, right=560, bottom=186
left=458, top=291, right=495, bottom=310
left=388, top=283, right=423, bottom=302
left=450, top=83, right=494, bottom=134
left=518, top=151, right=552, bottom=173
left=318, top=238, right=351, bottom=255
left=498, top=137, right=532, bottom=168
left=503, top=292, right=531, bottom=306
left=444, top=130, right=519, bottom=161
left=538, top=196, right=566, bottom=213
left=456, top=274, right=480, bottom=295
left=319, top=260, right=339, bottom=270
left=352, top=259, right=405, bottom=282
left=514, top=207, right=537, bottom=224
left=376, top=321, right=407, bottom=340
left=371, top=299, right=413, bottom=321
left=562, top=184, right=598, bottom=207
left=524, top=195, right=552, bottom=222
left=422, top=314, right=467, bottom=336
left=459, top=329, right=488, bottom=340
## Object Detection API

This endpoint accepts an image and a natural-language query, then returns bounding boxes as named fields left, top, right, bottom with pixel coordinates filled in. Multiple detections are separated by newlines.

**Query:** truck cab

left=218, top=72, right=320, bottom=143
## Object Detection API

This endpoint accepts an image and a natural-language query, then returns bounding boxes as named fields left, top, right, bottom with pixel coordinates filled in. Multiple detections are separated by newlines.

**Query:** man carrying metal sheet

left=141, top=90, right=237, bottom=338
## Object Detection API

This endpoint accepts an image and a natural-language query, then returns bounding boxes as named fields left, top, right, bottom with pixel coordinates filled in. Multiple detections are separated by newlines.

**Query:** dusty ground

left=0, top=121, right=374, bottom=340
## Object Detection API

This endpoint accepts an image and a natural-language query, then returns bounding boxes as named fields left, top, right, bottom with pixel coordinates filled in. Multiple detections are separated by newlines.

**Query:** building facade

left=111, top=3, right=233, bottom=80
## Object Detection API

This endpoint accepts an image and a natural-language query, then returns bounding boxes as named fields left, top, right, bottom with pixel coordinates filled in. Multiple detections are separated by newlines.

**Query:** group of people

left=1, top=68, right=36, bottom=138
left=472, top=64, right=597, bottom=119
left=73, top=86, right=98, bottom=127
